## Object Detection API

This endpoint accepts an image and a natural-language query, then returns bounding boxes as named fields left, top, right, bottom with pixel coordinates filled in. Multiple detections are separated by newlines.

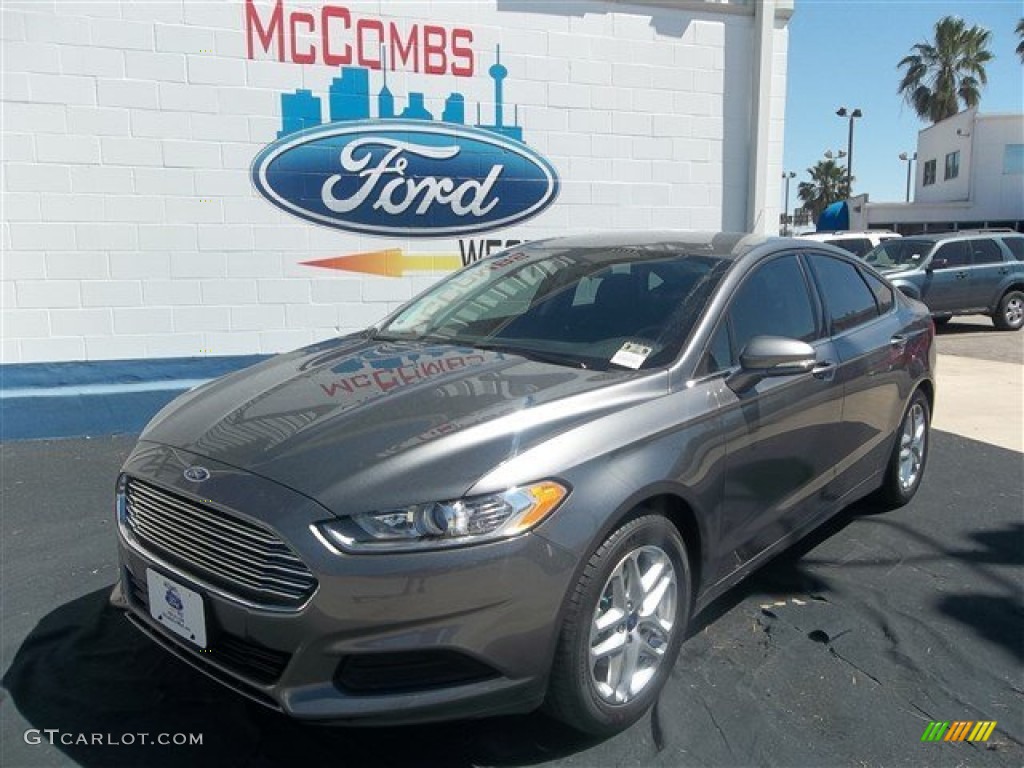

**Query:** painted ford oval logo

left=251, top=120, right=560, bottom=238
left=183, top=466, right=211, bottom=483
left=164, top=587, right=184, bottom=611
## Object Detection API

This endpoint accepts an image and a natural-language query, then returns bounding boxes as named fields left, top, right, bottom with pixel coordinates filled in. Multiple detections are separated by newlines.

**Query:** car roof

left=899, top=231, right=1022, bottom=243
left=525, top=231, right=771, bottom=259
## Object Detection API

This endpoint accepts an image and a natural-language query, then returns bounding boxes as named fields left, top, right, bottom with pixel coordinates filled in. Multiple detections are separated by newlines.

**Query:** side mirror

left=727, top=336, right=817, bottom=393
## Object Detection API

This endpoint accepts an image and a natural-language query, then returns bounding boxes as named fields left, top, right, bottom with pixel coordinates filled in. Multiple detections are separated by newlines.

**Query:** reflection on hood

left=140, top=335, right=658, bottom=512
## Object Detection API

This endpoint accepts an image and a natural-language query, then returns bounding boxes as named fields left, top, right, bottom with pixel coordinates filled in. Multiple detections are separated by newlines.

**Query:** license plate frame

left=146, top=567, right=208, bottom=648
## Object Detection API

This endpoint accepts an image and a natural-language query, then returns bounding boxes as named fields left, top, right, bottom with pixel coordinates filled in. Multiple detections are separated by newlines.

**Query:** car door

left=967, top=238, right=1010, bottom=311
left=921, top=240, right=971, bottom=312
left=805, top=252, right=908, bottom=500
left=705, top=253, right=843, bottom=583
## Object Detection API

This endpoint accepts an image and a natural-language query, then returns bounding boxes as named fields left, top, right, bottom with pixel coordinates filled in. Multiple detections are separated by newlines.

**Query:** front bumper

left=110, top=442, right=578, bottom=724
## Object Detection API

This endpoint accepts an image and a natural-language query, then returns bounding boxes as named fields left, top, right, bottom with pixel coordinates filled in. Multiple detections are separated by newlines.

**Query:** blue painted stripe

left=1, top=378, right=211, bottom=399
left=0, top=354, right=271, bottom=441
left=0, top=354, right=268, bottom=389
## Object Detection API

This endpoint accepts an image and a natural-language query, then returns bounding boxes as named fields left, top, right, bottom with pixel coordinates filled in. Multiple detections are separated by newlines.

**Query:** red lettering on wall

left=245, top=0, right=284, bottom=60
left=356, top=19, right=384, bottom=69
left=245, top=3, right=476, bottom=76
left=290, top=11, right=316, bottom=64
left=321, top=5, right=351, bottom=66
left=451, top=28, right=474, bottom=76
left=422, top=25, right=447, bottom=76
left=389, top=22, right=419, bottom=73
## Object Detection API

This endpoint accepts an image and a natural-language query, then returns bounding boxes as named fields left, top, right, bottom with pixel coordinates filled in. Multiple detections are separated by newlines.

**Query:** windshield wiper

left=467, top=341, right=588, bottom=370
left=370, top=329, right=459, bottom=344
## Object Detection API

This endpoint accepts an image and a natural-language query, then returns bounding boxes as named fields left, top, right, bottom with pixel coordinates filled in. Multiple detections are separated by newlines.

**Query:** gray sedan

left=110, top=232, right=936, bottom=735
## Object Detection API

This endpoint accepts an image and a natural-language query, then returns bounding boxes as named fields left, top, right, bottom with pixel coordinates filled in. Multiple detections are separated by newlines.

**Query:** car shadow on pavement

left=1, top=510, right=861, bottom=768
left=2, top=587, right=605, bottom=768
left=935, top=319, right=997, bottom=336
left=6, top=498, right=1021, bottom=767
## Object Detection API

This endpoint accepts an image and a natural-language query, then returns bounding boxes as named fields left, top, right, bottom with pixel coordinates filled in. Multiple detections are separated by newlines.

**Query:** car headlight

left=317, top=481, right=569, bottom=553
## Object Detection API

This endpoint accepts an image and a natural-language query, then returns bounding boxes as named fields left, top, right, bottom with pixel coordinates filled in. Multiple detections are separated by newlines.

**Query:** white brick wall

left=1, top=0, right=787, bottom=364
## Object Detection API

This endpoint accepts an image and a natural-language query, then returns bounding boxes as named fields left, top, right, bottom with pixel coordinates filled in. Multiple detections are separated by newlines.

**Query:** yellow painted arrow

left=302, top=249, right=463, bottom=277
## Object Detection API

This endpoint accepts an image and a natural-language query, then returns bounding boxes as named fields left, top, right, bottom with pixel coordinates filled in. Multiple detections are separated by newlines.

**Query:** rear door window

left=970, top=238, right=1005, bottom=265
left=807, top=253, right=880, bottom=334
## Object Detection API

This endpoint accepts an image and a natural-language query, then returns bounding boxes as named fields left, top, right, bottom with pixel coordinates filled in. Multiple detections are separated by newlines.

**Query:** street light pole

left=836, top=107, right=862, bottom=194
left=782, top=171, right=795, bottom=235
left=899, top=151, right=917, bottom=202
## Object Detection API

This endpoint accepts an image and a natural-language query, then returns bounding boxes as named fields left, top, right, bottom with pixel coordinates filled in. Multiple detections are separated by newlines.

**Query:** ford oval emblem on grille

left=183, top=466, right=211, bottom=482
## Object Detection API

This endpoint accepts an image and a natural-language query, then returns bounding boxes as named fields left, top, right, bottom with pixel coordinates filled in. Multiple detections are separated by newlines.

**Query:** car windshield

left=376, top=246, right=732, bottom=370
left=864, top=238, right=934, bottom=269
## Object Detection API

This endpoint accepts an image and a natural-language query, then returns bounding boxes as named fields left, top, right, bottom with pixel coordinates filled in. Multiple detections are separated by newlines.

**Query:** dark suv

left=864, top=232, right=1024, bottom=330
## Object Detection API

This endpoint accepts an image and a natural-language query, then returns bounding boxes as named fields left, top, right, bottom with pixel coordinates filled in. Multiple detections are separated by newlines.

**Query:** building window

left=944, top=151, right=960, bottom=180
left=923, top=159, right=937, bottom=186
left=1004, top=144, right=1024, bottom=175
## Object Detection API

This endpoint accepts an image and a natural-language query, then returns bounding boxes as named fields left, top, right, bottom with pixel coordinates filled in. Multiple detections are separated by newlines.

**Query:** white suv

left=799, top=230, right=901, bottom=258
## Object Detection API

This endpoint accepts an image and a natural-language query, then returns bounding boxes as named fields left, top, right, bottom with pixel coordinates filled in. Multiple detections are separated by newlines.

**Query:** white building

left=2, top=0, right=793, bottom=369
left=853, top=109, right=1024, bottom=233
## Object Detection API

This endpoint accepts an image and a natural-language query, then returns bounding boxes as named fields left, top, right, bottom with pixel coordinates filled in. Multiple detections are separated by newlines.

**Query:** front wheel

left=544, top=514, right=690, bottom=736
left=876, top=389, right=930, bottom=508
left=992, top=290, right=1024, bottom=331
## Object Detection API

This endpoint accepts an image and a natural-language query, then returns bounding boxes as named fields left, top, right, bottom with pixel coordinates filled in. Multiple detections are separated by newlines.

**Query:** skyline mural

left=278, top=45, right=523, bottom=142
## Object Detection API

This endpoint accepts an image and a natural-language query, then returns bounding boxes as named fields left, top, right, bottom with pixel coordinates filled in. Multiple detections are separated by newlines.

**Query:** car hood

left=140, top=335, right=667, bottom=515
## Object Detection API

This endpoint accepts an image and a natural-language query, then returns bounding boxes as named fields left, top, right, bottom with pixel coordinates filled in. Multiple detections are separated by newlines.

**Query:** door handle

left=890, top=334, right=908, bottom=348
left=812, top=361, right=836, bottom=381
left=955, top=270, right=968, bottom=279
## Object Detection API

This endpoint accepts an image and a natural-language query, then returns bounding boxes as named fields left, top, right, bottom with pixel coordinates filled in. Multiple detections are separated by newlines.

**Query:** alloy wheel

left=898, top=402, right=927, bottom=491
left=588, top=545, right=677, bottom=704
left=1004, top=295, right=1023, bottom=327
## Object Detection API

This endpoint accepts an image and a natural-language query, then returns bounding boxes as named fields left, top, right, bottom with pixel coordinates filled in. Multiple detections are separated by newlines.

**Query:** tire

left=876, top=389, right=930, bottom=508
left=992, top=290, right=1024, bottom=331
left=544, top=514, right=691, bottom=736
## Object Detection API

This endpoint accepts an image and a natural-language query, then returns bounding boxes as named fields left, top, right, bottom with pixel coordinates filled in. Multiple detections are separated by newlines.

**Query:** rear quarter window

left=1000, top=236, right=1024, bottom=261
left=862, top=271, right=895, bottom=314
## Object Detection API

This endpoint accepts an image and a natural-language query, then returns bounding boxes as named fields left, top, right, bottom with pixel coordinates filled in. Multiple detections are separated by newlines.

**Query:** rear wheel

left=877, top=389, right=930, bottom=508
left=992, top=290, right=1024, bottom=331
left=545, top=514, right=690, bottom=736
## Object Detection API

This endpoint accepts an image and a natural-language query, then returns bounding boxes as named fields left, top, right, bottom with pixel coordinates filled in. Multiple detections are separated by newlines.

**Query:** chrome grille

left=123, top=479, right=316, bottom=606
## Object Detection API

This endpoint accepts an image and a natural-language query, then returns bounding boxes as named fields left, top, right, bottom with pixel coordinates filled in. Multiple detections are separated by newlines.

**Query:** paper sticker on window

left=610, top=342, right=652, bottom=369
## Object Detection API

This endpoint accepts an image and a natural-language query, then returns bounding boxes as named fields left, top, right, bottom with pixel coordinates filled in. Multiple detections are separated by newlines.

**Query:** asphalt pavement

left=2, top=322, right=1022, bottom=768
left=934, top=315, right=1024, bottom=365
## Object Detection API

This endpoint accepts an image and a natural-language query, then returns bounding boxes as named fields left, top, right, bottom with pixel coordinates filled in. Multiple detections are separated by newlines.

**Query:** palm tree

left=898, top=16, right=994, bottom=124
left=797, top=160, right=850, bottom=223
left=1016, top=18, right=1024, bottom=63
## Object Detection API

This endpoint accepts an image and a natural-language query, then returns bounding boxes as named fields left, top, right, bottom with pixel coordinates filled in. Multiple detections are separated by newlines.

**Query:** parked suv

left=864, top=232, right=1024, bottom=331
left=799, top=230, right=900, bottom=258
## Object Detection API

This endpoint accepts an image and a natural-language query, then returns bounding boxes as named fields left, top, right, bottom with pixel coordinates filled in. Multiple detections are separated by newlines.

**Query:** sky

left=783, top=0, right=1024, bottom=208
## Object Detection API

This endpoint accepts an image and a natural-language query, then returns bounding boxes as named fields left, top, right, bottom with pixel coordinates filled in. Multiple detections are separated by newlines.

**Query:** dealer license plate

left=146, top=568, right=207, bottom=648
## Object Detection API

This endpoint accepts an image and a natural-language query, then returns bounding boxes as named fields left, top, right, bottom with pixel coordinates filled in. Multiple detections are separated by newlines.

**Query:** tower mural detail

left=277, top=45, right=523, bottom=141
